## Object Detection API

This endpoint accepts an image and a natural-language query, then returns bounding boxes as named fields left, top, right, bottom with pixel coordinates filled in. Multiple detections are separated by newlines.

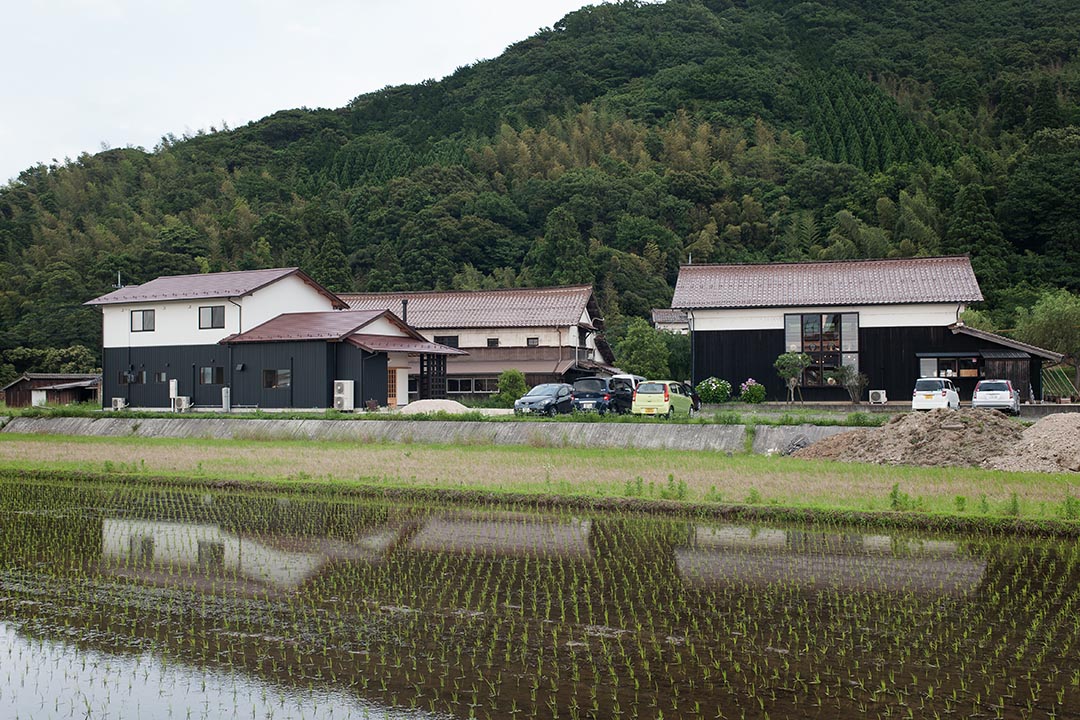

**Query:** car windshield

left=914, top=379, right=944, bottom=392
left=525, top=384, right=561, bottom=397
left=977, top=381, right=1009, bottom=392
left=637, top=382, right=665, bottom=394
left=573, top=379, right=607, bottom=393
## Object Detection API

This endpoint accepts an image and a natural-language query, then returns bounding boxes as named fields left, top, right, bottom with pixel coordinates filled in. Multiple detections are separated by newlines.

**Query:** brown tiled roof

left=672, top=256, right=983, bottom=309
left=85, top=267, right=347, bottom=309
left=651, top=308, right=688, bottom=325
left=338, top=285, right=596, bottom=329
left=222, top=310, right=390, bottom=343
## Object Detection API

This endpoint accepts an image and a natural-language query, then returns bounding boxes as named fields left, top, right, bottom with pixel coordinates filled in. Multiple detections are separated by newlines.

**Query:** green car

left=630, top=380, right=695, bottom=418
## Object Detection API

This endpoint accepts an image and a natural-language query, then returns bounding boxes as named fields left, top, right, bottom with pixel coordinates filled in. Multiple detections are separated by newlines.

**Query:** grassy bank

left=0, top=433, right=1075, bottom=523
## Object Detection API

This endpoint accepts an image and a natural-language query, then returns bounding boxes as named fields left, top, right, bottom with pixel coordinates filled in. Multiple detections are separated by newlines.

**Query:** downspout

left=688, top=309, right=696, bottom=385
left=557, top=326, right=562, bottom=380
left=227, top=298, right=243, bottom=392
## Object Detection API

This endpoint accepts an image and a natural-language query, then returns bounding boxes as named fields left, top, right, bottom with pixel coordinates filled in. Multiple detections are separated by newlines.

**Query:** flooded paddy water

left=1, top=478, right=1078, bottom=719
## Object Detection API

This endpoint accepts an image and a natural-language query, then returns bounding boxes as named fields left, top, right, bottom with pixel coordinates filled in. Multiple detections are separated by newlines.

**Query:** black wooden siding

left=693, top=326, right=1044, bottom=402
left=103, top=342, right=389, bottom=409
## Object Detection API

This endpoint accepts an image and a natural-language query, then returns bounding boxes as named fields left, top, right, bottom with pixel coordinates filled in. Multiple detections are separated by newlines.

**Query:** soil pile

left=982, top=413, right=1080, bottom=473
left=793, top=409, right=1024, bottom=468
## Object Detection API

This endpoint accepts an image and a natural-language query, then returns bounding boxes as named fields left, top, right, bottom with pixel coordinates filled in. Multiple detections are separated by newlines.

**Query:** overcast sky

left=2, top=0, right=598, bottom=184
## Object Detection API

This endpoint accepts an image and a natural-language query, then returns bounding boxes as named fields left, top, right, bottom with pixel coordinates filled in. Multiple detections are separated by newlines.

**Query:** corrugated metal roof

left=1, top=373, right=100, bottom=393
left=950, top=324, right=1064, bottom=362
left=223, top=310, right=389, bottom=343
left=348, top=334, right=467, bottom=356
left=672, top=256, right=984, bottom=309
left=652, top=308, right=688, bottom=324
left=85, top=267, right=347, bottom=308
left=339, top=285, right=595, bottom=329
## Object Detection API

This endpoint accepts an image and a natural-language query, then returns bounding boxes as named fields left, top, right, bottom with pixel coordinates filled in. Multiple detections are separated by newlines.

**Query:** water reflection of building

left=407, top=513, right=592, bottom=559
left=101, top=518, right=402, bottom=593
left=676, top=525, right=986, bottom=595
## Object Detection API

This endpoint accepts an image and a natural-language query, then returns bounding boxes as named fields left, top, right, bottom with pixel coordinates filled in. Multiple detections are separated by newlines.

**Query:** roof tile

left=85, top=267, right=346, bottom=308
left=338, top=285, right=595, bottom=329
left=672, top=256, right=983, bottom=309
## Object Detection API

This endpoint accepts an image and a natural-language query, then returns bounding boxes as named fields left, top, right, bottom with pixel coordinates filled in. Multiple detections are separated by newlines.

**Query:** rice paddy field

left=2, top=476, right=1079, bottom=719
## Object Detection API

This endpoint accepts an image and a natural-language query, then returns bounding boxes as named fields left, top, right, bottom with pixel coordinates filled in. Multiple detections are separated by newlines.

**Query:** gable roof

left=1, top=373, right=100, bottom=393
left=220, top=309, right=467, bottom=355
left=222, top=309, right=400, bottom=343
left=338, top=285, right=598, bottom=329
left=672, top=256, right=983, bottom=310
left=85, top=267, right=347, bottom=309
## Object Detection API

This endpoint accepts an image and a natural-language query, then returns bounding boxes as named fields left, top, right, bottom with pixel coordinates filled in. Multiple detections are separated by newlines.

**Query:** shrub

left=739, top=378, right=766, bottom=403
left=491, top=369, right=527, bottom=408
left=696, top=376, right=731, bottom=403
left=825, top=364, right=869, bottom=403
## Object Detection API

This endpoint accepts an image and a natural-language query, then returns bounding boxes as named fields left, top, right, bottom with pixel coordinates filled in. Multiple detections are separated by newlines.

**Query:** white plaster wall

left=359, top=315, right=406, bottom=337
left=100, top=274, right=337, bottom=348
left=428, top=327, right=564, bottom=347
left=688, top=303, right=964, bottom=332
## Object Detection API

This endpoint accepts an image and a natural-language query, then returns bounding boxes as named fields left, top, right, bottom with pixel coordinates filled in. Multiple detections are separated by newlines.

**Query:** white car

left=911, top=377, right=960, bottom=411
left=971, top=379, right=1021, bottom=415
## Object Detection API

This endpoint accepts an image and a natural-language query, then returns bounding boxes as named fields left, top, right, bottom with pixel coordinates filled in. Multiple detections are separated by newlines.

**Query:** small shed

left=1, top=373, right=101, bottom=408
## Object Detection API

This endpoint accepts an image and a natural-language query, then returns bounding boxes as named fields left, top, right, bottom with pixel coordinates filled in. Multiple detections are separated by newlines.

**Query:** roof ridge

left=338, top=284, right=593, bottom=298
left=679, top=255, right=971, bottom=270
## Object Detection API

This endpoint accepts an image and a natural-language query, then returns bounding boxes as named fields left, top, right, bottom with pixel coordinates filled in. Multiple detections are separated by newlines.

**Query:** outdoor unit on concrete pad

left=868, top=389, right=887, bottom=404
left=334, top=380, right=355, bottom=411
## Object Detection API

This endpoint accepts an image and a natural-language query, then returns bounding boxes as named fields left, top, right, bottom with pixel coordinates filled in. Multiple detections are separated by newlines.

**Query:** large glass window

left=433, top=335, right=459, bottom=348
left=131, top=309, right=155, bottom=332
left=785, top=312, right=859, bottom=386
left=199, top=305, right=225, bottom=329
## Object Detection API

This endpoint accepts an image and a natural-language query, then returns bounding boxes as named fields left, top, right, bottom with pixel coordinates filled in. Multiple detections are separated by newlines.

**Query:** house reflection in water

left=676, top=525, right=987, bottom=595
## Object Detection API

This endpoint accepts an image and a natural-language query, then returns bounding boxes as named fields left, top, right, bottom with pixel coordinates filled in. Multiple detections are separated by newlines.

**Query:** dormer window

left=131, top=309, right=155, bottom=332
left=199, top=305, right=225, bottom=329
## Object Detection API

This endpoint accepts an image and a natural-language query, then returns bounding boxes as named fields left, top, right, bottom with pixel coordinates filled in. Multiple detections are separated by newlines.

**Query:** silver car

left=971, top=379, right=1020, bottom=415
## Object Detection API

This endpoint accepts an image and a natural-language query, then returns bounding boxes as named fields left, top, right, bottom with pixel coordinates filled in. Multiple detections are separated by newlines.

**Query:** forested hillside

left=2, top=0, right=1079, bottom=382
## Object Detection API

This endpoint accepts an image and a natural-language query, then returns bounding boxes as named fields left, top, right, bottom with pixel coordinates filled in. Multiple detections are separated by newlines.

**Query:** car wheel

left=664, top=407, right=674, bottom=419
left=545, top=405, right=557, bottom=417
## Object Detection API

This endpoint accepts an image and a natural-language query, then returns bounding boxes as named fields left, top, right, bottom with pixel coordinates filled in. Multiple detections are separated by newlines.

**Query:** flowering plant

left=739, top=378, right=766, bottom=403
left=695, top=377, right=732, bottom=403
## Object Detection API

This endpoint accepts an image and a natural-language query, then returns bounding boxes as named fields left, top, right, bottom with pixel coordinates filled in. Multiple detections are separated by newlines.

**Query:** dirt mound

left=793, top=409, right=1024, bottom=468
left=982, top=413, right=1080, bottom=473
left=398, top=399, right=474, bottom=415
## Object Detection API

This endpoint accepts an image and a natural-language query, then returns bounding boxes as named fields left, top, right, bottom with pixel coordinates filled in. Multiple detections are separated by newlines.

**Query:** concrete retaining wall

left=751, top=424, right=858, bottom=456
left=1, top=417, right=748, bottom=453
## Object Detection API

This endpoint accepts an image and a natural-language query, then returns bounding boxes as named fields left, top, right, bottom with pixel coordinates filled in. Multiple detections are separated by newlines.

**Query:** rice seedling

left=0, top=475, right=1077, bottom=718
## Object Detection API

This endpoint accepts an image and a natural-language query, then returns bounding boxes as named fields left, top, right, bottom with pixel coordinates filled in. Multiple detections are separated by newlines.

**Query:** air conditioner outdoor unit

left=111, top=397, right=128, bottom=411
left=171, top=396, right=191, bottom=412
left=333, top=379, right=355, bottom=411
left=868, top=389, right=887, bottom=405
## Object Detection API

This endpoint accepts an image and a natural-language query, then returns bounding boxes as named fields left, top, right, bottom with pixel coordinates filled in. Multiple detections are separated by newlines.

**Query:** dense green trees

left=1, top=0, right=1078, bottom=378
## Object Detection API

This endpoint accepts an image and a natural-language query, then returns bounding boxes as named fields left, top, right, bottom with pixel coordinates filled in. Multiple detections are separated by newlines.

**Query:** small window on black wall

left=262, top=369, right=291, bottom=389
left=199, top=366, right=224, bottom=385
left=131, top=309, right=154, bottom=332
left=199, top=305, right=225, bottom=329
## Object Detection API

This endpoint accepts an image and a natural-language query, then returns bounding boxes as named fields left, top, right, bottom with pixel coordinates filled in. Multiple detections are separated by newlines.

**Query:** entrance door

left=387, top=368, right=397, bottom=407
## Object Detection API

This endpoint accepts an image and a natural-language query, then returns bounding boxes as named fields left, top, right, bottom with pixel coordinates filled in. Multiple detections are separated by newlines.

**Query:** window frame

left=526, top=337, right=540, bottom=348
left=784, top=312, right=859, bottom=387
left=262, top=369, right=291, bottom=389
left=433, top=335, right=459, bottom=348
left=486, top=337, right=500, bottom=348
left=131, top=309, right=155, bottom=332
left=198, top=305, right=225, bottom=330
left=199, top=366, right=224, bottom=385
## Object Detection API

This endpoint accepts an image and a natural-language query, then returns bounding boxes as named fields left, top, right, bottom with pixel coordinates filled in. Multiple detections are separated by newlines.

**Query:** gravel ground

left=982, top=413, right=1080, bottom=473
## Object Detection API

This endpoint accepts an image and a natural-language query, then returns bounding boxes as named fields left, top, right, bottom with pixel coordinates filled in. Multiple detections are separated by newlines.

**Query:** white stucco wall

left=100, top=274, right=337, bottom=348
left=688, top=303, right=964, bottom=332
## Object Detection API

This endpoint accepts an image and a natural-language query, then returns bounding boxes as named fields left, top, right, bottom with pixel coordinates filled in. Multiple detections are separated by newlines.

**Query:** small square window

left=199, top=305, right=225, bottom=330
left=154, top=372, right=167, bottom=383
left=487, top=338, right=500, bottom=348
left=131, top=309, right=155, bottom=332
left=433, top=335, right=459, bottom=348
left=527, top=337, right=539, bottom=347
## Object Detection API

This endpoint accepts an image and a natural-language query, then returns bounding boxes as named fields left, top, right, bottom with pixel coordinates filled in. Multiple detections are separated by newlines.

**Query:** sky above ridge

left=2, top=0, right=596, bottom=184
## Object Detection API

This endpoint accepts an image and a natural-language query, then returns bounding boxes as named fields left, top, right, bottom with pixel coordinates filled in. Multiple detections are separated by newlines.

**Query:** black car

left=679, top=381, right=701, bottom=413
left=514, top=383, right=574, bottom=416
left=607, top=374, right=644, bottom=414
left=571, top=376, right=614, bottom=413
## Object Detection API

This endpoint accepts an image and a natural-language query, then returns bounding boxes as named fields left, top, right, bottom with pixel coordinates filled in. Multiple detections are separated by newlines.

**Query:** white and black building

left=86, top=267, right=462, bottom=410
left=672, top=256, right=1063, bottom=402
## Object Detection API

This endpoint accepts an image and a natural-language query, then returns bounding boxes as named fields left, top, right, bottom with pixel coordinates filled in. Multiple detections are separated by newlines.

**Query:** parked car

left=971, top=378, right=1021, bottom=415
left=679, top=381, right=701, bottom=413
left=607, top=373, right=644, bottom=414
left=571, top=376, right=614, bottom=414
left=631, top=380, right=694, bottom=418
left=514, top=383, right=574, bottom=416
left=911, top=377, right=960, bottom=411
